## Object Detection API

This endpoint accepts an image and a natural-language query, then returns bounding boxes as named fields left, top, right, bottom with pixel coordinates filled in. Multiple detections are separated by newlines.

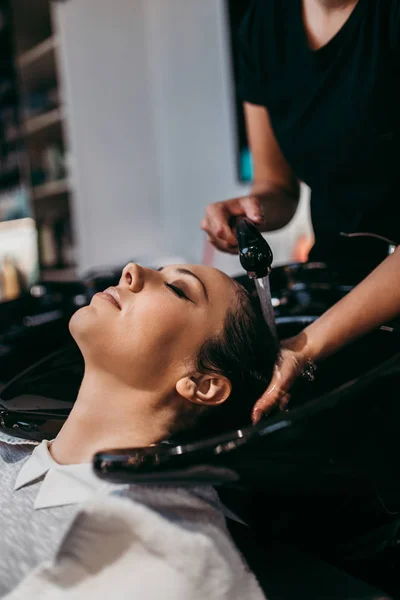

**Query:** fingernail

left=280, top=397, right=290, bottom=409
left=251, top=214, right=263, bottom=223
left=252, top=408, right=263, bottom=425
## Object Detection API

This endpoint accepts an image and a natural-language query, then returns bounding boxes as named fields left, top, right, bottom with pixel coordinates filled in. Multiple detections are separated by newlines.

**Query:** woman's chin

left=69, top=305, right=98, bottom=343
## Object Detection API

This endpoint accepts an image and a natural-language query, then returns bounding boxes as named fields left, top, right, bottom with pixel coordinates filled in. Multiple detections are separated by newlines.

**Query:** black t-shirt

left=238, top=0, right=400, bottom=270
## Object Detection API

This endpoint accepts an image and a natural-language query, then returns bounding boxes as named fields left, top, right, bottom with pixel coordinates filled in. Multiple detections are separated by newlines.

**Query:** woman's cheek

left=133, top=294, right=192, bottom=331
left=138, top=299, right=198, bottom=356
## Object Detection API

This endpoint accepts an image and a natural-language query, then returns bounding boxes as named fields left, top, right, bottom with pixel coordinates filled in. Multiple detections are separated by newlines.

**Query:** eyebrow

left=158, top=267, right=209, bottom=301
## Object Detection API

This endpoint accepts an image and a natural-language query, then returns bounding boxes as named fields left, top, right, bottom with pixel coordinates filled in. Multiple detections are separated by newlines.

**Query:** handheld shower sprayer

left=235, top=218, right=277, bottom=340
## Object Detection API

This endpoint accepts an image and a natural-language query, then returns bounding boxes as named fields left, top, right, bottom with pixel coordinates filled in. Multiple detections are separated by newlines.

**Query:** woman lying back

left=0, top=262, right=278, bottom=599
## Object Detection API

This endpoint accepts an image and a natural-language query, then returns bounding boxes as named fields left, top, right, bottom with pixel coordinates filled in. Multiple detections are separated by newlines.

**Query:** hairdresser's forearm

left=298, top=248, right=400, bottom=362
left=251, top=181, right=300, bottom=231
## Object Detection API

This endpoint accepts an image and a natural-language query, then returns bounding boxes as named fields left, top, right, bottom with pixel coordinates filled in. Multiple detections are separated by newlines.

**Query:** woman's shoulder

left=112, top=483, right=225, bottom=525
left=7, top=491, right=264, bottom=600
left=0, top=430, right=38, bottom=447
left=0, top=431, right=38, bottom=472
left=53, top=489, right=233, bottom=581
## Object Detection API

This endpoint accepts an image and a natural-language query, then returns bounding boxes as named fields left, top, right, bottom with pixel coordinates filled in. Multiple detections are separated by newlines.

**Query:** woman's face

left=70, top=263, right=238, bottom=392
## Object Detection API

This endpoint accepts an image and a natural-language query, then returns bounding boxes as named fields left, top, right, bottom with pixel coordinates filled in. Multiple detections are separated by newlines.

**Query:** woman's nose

left=120, top=263, right=145, bottom=293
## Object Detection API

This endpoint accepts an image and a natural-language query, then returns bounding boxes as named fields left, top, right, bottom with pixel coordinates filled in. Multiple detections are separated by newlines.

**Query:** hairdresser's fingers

left=203, top=230, right=238, bottom=254
left=251, top=366, right=284, bottom=424
left=201, top=195, right=263, bottom=249
left=207, top=238, right=239, bottom=255
left=252, top=348, right=305, bottom=424
left=238, top=196, right=266, bottom=228
left=252, top=387, right=291, bottom=423
left=278, top=393, right=291, bottom=411
left=201, top=202, right=239, bottom=248
left=201, top=206, right=234, bottom=243
left=251, top=386, right=285, bottom=424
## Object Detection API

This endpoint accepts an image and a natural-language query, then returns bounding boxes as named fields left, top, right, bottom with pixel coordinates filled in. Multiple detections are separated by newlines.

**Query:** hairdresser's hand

left=201, top=196, right=265, bottom=254
left=251, top=341, right=308, bottom=424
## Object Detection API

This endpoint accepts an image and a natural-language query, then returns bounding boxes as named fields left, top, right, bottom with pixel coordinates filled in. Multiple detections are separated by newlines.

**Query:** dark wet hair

left=174, top=282, right=279, bottom=441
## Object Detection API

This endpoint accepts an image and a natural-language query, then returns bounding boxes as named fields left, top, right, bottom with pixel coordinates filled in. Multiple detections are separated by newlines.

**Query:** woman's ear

left=176, top=374, right=232, bottom=406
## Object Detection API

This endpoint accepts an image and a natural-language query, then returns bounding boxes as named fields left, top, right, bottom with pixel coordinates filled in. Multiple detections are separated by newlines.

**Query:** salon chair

left=237, top=230, right=398, bottom=321
left=1, top=226, right=399, bottom=596
left=1, top=318, right=399, bottom=597
left=0, top=278, right=88, bottom=386
left=90, top=226, right=398, bottom=598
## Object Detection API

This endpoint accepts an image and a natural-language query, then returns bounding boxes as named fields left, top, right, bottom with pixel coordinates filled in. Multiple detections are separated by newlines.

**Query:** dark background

left=226, top=0, right=252, bottom=182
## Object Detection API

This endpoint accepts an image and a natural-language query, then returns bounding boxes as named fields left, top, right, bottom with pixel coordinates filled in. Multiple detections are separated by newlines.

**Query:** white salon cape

left=0, top=431, right=265, bottom=599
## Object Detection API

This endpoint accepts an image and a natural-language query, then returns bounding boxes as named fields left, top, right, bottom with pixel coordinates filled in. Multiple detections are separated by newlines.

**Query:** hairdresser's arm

left=201, top=103, right=300, bottom=253
left=252, top=247, right=400, bottom=423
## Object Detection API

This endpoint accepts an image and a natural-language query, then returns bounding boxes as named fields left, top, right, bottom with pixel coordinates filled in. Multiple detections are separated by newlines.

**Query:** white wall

left=144, top=0, right=245, bottom=264
left=54, top=0, right=165, bottom=272
left=55, top=0, right=313, bottom=275
left=145, top=0, right=313, bottom=274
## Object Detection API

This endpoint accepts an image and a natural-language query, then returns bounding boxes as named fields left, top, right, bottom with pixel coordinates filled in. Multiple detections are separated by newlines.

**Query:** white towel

left=5, top=488, right=266, bottom=600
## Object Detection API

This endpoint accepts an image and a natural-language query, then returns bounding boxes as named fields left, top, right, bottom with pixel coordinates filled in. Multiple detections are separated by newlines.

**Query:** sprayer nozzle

left=236, top=218, right=273, bottom=279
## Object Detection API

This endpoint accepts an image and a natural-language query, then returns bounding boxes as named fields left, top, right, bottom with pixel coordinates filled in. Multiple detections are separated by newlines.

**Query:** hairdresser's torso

left=239, top=0, right=400, bottom=266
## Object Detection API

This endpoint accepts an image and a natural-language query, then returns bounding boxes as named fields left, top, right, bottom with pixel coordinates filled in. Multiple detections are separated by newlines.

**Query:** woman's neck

left=50, top=369, right=176, bottom=465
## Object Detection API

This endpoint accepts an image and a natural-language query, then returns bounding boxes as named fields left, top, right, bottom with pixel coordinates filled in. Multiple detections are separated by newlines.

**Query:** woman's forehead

left=181, top=264, right=236, bottom=290
left=167, top=264, right=238, bottom=311
left=175, top=263, right=230, bottom=280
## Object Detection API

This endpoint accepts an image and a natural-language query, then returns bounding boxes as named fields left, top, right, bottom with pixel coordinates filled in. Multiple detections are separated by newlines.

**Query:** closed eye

left=164, top=282, right=194, bottom=303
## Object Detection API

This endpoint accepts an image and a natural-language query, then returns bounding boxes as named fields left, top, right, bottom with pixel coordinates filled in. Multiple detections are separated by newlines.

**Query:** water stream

left=255, top=276, right=278, bottom=342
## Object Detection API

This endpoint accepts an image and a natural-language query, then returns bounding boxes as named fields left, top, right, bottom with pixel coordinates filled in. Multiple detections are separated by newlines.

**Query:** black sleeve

left=389, top=0, right=400, bottom=57
left=236, top=1, right=267, bottom=106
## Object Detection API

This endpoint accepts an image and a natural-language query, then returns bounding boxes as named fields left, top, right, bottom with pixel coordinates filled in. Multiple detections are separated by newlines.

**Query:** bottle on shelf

left=42, top=143, right=65, bottom=182
left=0, top=255, right=24, bottom=302
left=38, top=217, right=58, bottom=269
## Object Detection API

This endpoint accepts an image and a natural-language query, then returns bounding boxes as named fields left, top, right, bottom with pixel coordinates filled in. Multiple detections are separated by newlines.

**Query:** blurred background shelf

left=2, top=0, right=76, bottom=276
left=0, top=168, right=20, bottom=189
left=3, top=127, right=21, bottom=143
left=32, top=178, right=69, bottom=201
left=40, top=267, right=77, bottom=282
left=12, top=0, right=52, bottom=56
left=23, top=106, right=64, bottom=136
left=17, top=35, right=58, bottom=93
left=17, top=35, right=57, bottom=68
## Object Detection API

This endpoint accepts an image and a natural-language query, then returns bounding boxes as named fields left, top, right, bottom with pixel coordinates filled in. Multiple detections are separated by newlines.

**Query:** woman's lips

left=96, top=288, right=122, bottom=310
